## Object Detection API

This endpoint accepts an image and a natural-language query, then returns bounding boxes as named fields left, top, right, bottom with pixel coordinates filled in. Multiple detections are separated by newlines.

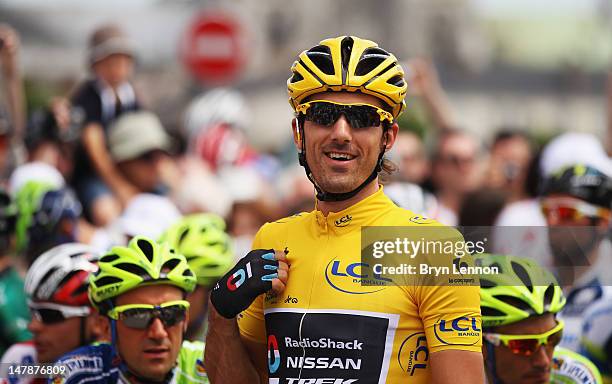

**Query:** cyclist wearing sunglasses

left=1, top=243, right=104, bottom=384
left=160, top=213, right=234, bottom=340
left=206, top=36, right=483, bottom=384
left=539, top=164, right=612, bottom=353
left=477, top=253, right=602, bottom=384
left=53, top=236, right=209, bottom=384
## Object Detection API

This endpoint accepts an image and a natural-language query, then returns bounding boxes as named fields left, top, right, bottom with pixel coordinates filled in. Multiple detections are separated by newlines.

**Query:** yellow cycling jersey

left=238, top=187, right=482, bottom=384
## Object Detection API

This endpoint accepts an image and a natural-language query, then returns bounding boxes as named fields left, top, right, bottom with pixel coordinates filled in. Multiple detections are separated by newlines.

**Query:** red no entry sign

left=181, top=12, right=244, bottom=84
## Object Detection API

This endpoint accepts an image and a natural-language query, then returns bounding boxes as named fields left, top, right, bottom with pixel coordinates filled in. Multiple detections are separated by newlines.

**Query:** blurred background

left=2, top=0, right=611, bottom=147
left=0, top=1, right=611, bottom=376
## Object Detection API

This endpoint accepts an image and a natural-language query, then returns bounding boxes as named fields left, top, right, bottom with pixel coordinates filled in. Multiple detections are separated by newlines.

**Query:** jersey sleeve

left=417, top=284, right=482, bottom=354
left=236, top=226, right=268, bottom=345
left=71, top=82, right=103, bottom=126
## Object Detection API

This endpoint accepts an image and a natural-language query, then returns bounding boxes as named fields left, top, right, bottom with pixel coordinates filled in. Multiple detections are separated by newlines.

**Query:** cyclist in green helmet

left=13, top=180, right=82, bottom=265
left=160, top=213, right=234, bottom=340
left=53, top=236, right=209, bottom=383
left=476, top=253, right=602, bottom=384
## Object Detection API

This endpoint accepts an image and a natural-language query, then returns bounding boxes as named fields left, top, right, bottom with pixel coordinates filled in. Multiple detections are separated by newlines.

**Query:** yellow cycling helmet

left=287, top=36, right=407, bottom=119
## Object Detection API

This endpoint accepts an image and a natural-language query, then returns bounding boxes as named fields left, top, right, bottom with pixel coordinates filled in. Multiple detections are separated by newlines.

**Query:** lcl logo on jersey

left=268, top=334, right=281, bottom=374
left=324, top=258, right=390, bottom=294
left=398, top=332, right=429, bottom=376
left=334, top=215, right=352, bottom=227
left=227, top=262, right=252, bottom=291
left=434, top=316, right=481, bottom=346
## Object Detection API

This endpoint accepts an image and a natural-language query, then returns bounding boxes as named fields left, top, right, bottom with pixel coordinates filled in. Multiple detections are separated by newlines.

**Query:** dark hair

left=492, top=129, right=535, bottom=153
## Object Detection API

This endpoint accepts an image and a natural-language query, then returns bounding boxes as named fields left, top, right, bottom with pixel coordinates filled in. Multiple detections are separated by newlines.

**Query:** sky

left=471, top=0, right=599, bottom=18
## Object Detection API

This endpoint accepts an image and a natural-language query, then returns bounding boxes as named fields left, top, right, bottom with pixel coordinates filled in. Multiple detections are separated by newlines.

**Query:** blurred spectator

left=387, top=131, right=430, bottom=185
left=0, top=188, right=30, bottom=356
left=113, top=193, right=182, bottom=244
left=485, top=129, right=535, bottom=202
left=0, top=24, right=25, bottom=179
left=458, top=188, right=508, bottom=252
left=607, top=71, right=612, bottom=156
left=220, top=166, right=278, bottom=257
left=0, top=108, right=11, bottom=182
left=384, top=181, right=438, bottom=218
left=107, top=111, right=172, bottom=194
left=70, top=24, right=140, bottom=226
left=459, top=188, right=508, bottom=227
left=430, top=129, right=483, bottom=225
left=405, top=58, right=455, bottom=132
left=25, top=98, right=82, bottom=180
left=384, top=130, right=437, bottom=217
left=276, top=165, right=314, bottom=216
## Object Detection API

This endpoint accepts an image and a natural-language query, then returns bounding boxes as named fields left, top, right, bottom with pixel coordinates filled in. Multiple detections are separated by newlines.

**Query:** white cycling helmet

left=184, top=87, right=249, bottom=139
left=25, top=243, right=99, bottom=307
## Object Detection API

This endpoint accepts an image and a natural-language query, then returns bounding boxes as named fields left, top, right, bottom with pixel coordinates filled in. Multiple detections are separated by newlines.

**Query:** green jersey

left=0, top=266, right=31, bottom=356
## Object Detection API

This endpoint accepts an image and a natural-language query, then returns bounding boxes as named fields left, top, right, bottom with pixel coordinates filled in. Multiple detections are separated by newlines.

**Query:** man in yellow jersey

left=205, top=36, right=484, bottom=383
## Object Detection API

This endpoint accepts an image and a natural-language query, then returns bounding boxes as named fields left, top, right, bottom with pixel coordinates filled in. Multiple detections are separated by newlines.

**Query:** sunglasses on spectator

left=296, top=100, right=393, bottom=129
left=28, top=301, right=91, bottom=325
left=541, top=198, right=611, bottom=222
left=107, top=300, right=189, bottom=330
left=483, top=320, right=564, bottom=356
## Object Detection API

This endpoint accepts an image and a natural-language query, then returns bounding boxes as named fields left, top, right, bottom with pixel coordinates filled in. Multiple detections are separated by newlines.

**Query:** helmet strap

left=297, top=117, right=387, bottom=202
left=484, top=340, right=505, bottom=384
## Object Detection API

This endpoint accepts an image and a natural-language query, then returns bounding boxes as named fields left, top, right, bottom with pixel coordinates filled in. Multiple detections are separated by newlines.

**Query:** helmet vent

left=100, top=254, right=120, bottom=263
left=355, top=48, right=390, bottom=76
left=290, top=71, right=304, bottom=83
left=161, top=258, right=180, bottom=273
left=480, top=278, right=497, bottom=288
left=543, top=284, right=554, bottom=308
left=116, top=262, right=149, bottom=278
left=178, top=228, right=190, bottom=245
left=481, top=306, right=505, bottom=317
left=387, top=74, right=405, bottom=88
left=495, top=295, right=534, bottom=313
left=95, top=275, right=122, bottom=287
left=340, top=37, right=354, bottom=71
left=73, top=282, right=88, bottom=296
left=35, top=267, right=59, bottom=298
left=306, top=45, right=334, bottom=75
left=136, top=239, right=154, bottom=263
left=183, top=269, right=194, bottom=277
left=57, top=270, right=78, bottom=290
left=511, top=261, right=533, bottom=292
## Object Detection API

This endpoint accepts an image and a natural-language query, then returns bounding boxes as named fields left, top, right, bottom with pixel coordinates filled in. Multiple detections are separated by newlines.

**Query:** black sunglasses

left=296, top=100, right=393, bottom=129
left=29, top=302, right=90, bottom=325
left=107, top=300, right=189, bottom=330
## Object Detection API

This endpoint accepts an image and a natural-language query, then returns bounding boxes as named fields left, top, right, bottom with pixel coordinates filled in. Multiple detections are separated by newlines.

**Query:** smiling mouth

left=143, top=347, right=169, bottom=357
left=325, top=152, right=356, bottom=161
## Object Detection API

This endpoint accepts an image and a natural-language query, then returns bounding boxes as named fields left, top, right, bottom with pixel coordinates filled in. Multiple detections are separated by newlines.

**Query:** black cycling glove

left=210, top=249, right=279, bottom=319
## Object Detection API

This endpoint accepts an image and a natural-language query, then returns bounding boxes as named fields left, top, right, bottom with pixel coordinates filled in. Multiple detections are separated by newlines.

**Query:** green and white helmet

left=160, top=213, right=234, bottom=287
left=475, top=254, right=566, bottom=328
left=89, top=236, right=196, bottom=314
